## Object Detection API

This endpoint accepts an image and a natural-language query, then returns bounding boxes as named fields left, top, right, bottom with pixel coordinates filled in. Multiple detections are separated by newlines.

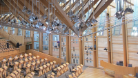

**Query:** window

left=43, top=33, right=49, bottom=54
left=131, top=26, right=138, bottom=36
left=26, top=30, right=30, bottom=37
left=34, top=31, right=39, bottom=41
left=4, top=26, right=8, bottom=32
left=34, top=42, right=39, bottom=50
left=131, top=0, right=138, bottom=36
left=18, top=28, right=22, bottom=36
left=53, top=35, right=59, bottom=41
left=53, top=35, right=59, bottom=58
left=112, top=18, right=122, bottom=35
left=11, top=27, right=15, bottom=34
left=97, top=10, right=106, bottom=36
left=61, top=36, right=66, bottom=61
left=34, top=31, right=39, bottom=51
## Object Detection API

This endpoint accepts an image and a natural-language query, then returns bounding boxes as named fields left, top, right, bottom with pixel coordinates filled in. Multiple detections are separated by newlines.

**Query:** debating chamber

left=0, top=0, right=137, bottom=78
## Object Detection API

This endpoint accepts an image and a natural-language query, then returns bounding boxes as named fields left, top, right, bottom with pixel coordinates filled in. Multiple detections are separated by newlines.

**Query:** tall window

left=43, top=33, right=49, bottom=54
left=131, top=0, right=138, bottom=36
left=11, top=27, right=15, bottom=34
left=97, top=10, right=106, bottom=36
left=61, top=36, right=66, bottom=61
left=53, top=35, right=59, bottom=58
left=112, top=0, right=122, bottom=36
left=112, top=18, right=122, bottom=35
left=18, top=28, right=22, bottom=36
left=34, top=31, right=39, bottom=51
left=4, top=26, right=8, bottom=32
left=26, top=30, right=30, bottom=37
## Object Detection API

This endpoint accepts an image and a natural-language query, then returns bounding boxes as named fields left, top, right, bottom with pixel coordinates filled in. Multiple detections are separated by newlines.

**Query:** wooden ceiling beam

left=0, top=15, right=7, bottom=20
left=3, top=14, right=11, bottom=21
left=125, top=0, right=134, bottom=6
left=0, top=15, right=4, bottom=20
left=62, top=0, right=71, bottom=11
left=61, top=1, right=70, bottom=9
left=87, top=0, right=113, bottom=22
left=65, top=0, right=80, bottom=13
left=40, top=0, right=74, bottom=31
left=94, top=0, right=113, bottom=18
left=78, top=0, right=99, bottom=18
left=3, top=0, right=29, bottom=23
left=94, top=0, right=107, bottom=15
left=73, top=0, right=89, bottom=14
left=5, top=14, right=14, bottom=22
left=109, top=5, right=115, bottom=8
left=0, top=5, right=9, bottom=11
left=25, top=0, right=44, bottom=16
left=19, top=0, right=48, bottom=27
left=11, top=0, right=30, bottom=20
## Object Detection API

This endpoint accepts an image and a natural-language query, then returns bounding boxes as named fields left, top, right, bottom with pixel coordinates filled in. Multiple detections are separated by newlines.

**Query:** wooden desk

left=100, top=60, right=136, bottom=78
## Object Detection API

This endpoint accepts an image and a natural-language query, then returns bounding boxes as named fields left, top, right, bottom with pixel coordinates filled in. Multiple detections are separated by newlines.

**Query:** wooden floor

left=79, top=67, right=113, bottom=78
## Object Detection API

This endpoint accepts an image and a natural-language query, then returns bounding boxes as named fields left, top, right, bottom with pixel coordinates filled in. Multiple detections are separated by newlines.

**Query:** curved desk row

left=100, top=60, right=138, bottom=78
left=26, top=49, right=65, bottom=64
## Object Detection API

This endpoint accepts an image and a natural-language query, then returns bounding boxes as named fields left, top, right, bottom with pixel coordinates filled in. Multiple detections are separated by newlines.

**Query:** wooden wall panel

left=112, top=53, right=124, bottom=64
left=129, top=60, right=138, bottom=67
left=128, top=52, right=138, bottom=60
left=126, top=13, right=138, bottom=67
left=97, top=37, right=108, bottom=67
left=112, top=36, right=123, bottom=44
left=71, top=37, right=80, bottom=64
left=83, top=36, right=94, bottom=67
left=128, top=37, right=138, bottom=43
left=128, top=44, right=138, bottom=51
left=112, top=44, right=123, bottom=53
left=112, top=33, right=124, bottom=64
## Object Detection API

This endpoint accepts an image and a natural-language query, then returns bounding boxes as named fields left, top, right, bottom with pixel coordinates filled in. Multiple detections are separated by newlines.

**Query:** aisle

left=78, top=67, right=113, bottom=78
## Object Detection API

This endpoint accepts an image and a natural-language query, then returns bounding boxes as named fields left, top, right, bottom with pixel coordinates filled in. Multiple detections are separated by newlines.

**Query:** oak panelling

left=112, top=52, right=124, bottom=64
left=83, top=35, right=94, bottom=67
left=127, top=29, right=132, bottom=36
left=98, top=51, right=108, bottom=58
left=71, top=36, right=80, bottom=64
left=97, top=37, right=107, bottom=47
left=128, top=37, right=138, bottom=43
left=112, top=44, right=123, bottom=53
left=129, top=60, right=138, bottom=67
left=97, top=37, right=108, bottom=67
left=112, top=33, right=124, bottom=64
left=128, top=44, right=138, bottom=51
left=127, top=15, right=138, bottom=66
left=126, top=22, right=133, bottom=29
left=128, top=52, right=138, bottom=60
left=112, top=36, right=123, bottom=44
